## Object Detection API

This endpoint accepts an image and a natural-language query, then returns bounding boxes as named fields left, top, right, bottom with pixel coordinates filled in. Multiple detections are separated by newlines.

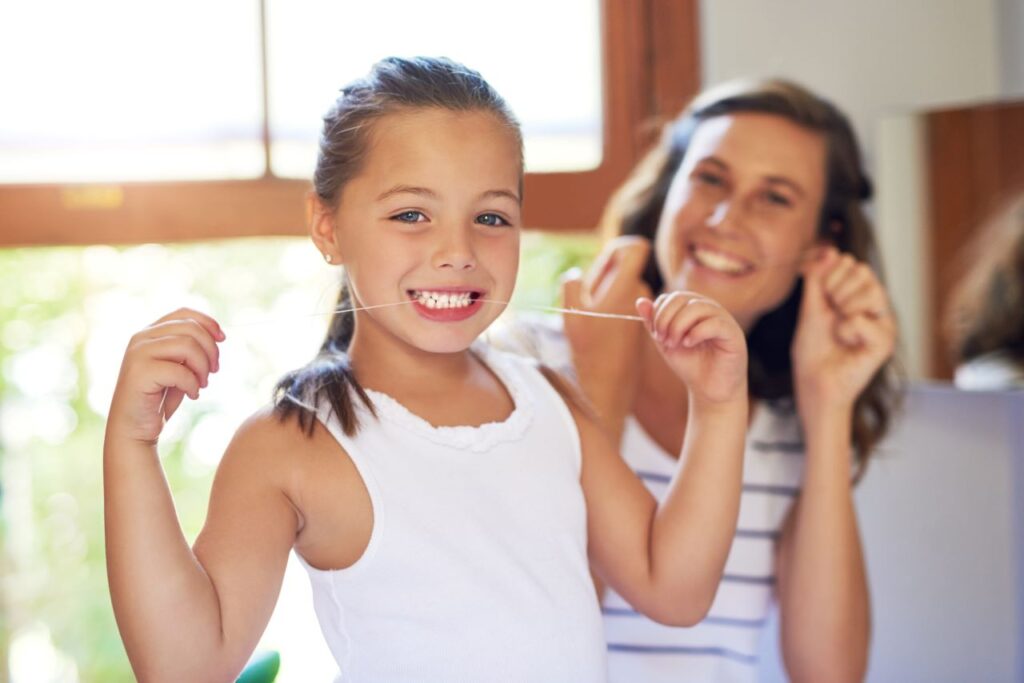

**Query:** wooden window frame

left=0, top=0, right=699, bottom=247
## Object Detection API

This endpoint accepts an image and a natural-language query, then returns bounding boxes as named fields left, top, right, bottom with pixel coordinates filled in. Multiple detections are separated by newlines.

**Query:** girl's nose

left=432, top=229, right=476, bottom=271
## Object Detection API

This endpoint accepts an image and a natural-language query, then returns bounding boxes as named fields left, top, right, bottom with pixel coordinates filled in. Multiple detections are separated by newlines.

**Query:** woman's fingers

left=585, top=236, right=652, bottom=305
left=833, top=314, right=895, bottom=358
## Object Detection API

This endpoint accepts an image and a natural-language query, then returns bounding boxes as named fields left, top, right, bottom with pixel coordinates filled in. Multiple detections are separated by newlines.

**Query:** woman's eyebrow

left=764, top=176, right=806, bottom=198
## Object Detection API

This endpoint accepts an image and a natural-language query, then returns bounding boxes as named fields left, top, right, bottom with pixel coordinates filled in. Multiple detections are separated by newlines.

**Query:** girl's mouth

left=407, top=288, right=483, bottom=309
left=406, top=288, right=487, bottom=322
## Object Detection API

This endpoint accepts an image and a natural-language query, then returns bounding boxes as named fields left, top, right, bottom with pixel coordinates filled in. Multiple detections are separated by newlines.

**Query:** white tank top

left=299, top=345, right=607, bottom=683
left=489, top=315, right=806, bottom=683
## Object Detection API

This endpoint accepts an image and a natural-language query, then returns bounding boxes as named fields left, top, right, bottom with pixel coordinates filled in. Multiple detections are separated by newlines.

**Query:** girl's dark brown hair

left=273, top=56, right=523, bottom=436
left=602, top=78, right=902, bottom=477
left=947, top=195, right=1024, bottom=365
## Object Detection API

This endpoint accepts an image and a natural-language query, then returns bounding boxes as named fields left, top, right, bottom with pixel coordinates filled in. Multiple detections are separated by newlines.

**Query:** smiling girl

left=103, top=57, right=751, bottom=682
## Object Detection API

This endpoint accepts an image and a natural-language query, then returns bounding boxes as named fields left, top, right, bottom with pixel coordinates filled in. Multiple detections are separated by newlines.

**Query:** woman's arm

left=104, top=309, right=298, bottom=682
left=778, top=246, right=896, bottom=682
left=775, top=406, right=870, bottom=682
left=578, top=291, right=748, bottom=625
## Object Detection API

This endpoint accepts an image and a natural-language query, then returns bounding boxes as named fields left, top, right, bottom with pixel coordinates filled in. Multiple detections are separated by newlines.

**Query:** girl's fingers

left=664, top=300, right=721, bottom=348
left=649, top=293, right=720, bottom=346
left=147, top=361, right=202, bottom=401
left=136, top=318, right=222, bottom=372
left=635, top=297, right=655, bottom=328
left=140, top=335, right=213, bottom=387
left=680, top=315, right=734, bottom=351
left=150, top=308, right=226, bottom=344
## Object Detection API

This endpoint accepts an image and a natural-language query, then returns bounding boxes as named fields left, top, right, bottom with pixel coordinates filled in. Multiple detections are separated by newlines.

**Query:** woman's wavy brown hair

left=602, top=78, right=903, bottom=478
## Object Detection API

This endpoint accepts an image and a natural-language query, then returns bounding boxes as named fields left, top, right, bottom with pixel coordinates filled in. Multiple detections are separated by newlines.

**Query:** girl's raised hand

left=106, top=308, right=225, bottom=445
left=636, top=292, right=747, bottom=407
left=792, top=246, right=896, bottom=414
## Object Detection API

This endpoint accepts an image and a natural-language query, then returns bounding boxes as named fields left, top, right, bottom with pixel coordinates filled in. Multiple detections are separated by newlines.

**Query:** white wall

left=698, top=0, right=1007, bottom=379
left=757, top=386, right=1024, bottom=682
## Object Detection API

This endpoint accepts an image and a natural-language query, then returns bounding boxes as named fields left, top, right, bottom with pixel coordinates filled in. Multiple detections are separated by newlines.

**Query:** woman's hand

left=561, top=236, right=652, bottom=413
left=106, top=308, right=225, bottom=445
left=637, top=291, right=748, bottom=408
left=793, top=246, right=896, bottom=416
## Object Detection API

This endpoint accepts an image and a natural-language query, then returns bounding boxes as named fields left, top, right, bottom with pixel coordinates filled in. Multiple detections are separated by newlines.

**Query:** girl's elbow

left=640, top=590, right=715, bottom=627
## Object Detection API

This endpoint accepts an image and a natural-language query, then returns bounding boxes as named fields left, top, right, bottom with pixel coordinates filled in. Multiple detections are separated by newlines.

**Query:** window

left=0, top=1, right=699, bottom=242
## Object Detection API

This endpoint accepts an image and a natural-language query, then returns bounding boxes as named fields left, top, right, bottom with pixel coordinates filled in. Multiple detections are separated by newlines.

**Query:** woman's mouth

left=689, top=244, right=754, bottom=276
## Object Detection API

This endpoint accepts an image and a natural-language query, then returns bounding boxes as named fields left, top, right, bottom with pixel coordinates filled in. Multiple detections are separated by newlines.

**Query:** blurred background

left=1, top=0, right=1023, bottom=681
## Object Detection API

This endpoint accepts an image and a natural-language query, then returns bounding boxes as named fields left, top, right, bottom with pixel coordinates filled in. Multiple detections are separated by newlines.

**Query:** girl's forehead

left=359, top=108, right=522, bottom=188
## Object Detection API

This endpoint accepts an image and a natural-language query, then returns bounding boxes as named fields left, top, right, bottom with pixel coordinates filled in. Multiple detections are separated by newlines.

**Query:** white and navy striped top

left=489, top=315, right=805, bottom=683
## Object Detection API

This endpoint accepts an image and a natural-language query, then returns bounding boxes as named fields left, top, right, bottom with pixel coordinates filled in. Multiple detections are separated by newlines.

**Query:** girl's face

left=654, top=113, right=828, bottom=330
left=328, top=108, right=522, bottom=355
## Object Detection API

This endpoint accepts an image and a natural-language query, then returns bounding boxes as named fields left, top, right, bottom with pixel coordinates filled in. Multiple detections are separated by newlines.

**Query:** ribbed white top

left=491, top=315, right=805, bottom=683
left=300, top=345, right=607, bottom=683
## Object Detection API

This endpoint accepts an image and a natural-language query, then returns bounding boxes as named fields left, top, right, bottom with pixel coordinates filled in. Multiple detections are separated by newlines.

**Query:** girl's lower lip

left=410, top=297, right=484, bottom=322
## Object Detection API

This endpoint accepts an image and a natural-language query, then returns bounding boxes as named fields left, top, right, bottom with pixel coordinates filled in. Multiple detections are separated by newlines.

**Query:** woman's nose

left=707, top=199, right=744, bottom=233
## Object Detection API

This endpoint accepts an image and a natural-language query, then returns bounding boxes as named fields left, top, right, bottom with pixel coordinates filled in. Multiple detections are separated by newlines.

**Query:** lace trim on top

left=359, top=345, right=535, bottom=453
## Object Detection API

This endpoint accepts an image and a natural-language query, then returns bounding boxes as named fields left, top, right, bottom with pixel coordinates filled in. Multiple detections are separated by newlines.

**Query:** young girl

left=104, top=56, right=750, bottom=682
left=518, top=79, right=901, bottom=682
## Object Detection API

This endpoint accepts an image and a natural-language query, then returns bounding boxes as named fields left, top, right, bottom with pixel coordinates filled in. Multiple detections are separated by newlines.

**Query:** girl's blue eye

left=476, top=213, right=511, bottom=228
left=392, top=210, right=426, bottom=223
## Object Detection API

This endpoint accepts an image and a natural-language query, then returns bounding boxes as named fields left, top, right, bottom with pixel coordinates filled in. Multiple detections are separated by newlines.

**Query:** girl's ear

left=307, top=192, right=342, bottom=264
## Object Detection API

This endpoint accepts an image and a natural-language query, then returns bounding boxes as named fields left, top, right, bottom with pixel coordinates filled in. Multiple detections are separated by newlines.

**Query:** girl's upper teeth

left=693, top=247, right=749, bottom=274
left=412, top=290, right=475, bottom=309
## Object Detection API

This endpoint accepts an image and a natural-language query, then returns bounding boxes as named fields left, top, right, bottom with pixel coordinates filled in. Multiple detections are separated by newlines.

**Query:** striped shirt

left=489, top=315, right=805, bottom=682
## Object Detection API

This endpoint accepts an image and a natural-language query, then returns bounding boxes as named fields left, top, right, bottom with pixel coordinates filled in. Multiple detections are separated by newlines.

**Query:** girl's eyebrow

left=376, top=185, right=438, bottom=202
left=482, top=189, right=521, bottom=205
left=376, top=185, right=521, bottom=204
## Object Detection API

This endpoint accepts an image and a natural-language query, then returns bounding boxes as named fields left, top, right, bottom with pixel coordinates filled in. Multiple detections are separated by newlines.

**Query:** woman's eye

left=763, top=191, right=792, bottom=207
left=695, top=171, right=725, bottom=187
left=476, top=213, right=510, bottom=228
left=392, top=210, right=426, bottom=223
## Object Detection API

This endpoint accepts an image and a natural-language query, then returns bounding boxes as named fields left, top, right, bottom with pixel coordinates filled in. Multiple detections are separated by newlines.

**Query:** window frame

left=0, top=0, right=700, bottom=247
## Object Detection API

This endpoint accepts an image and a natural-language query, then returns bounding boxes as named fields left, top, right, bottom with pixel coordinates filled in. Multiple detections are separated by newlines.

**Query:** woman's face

left=654, top=112, right=828, bottom=331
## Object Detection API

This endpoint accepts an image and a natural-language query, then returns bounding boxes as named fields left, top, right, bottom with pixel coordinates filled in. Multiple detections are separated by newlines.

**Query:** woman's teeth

left=692, top=246, right=751, bottom=275
left=410, top=290, right=476, bottom=309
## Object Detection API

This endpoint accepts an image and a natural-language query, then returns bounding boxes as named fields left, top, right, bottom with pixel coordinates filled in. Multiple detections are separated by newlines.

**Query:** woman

left=522, top=79, right=901, bottom=682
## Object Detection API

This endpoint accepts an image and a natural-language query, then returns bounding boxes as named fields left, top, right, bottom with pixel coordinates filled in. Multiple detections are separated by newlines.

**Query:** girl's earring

left=324, top=253, right=334, bottom=264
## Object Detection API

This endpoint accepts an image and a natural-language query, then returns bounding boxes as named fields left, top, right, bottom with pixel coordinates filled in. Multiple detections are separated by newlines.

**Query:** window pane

left=0, top=1, right=265, bottom=183
left=266, top=0, right=602, bottom=177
